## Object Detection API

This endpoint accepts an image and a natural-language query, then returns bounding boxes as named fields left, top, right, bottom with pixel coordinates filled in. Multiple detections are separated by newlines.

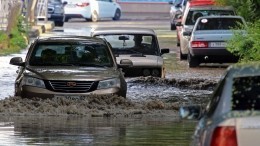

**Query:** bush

left=0, top=15, right=28, bottom=55
left=227, top=20, right=260, bottom=62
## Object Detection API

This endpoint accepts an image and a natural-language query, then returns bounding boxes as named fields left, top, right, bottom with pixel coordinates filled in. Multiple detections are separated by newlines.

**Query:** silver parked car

left=180, top=62, right=260, bottom=146
left=176, top=2, right=236, bottom=60
left=184, top=15, right=247, bottom=67
left=168, top=0, right=187, bottom=30
left=91, top=27, right=170, bottom=78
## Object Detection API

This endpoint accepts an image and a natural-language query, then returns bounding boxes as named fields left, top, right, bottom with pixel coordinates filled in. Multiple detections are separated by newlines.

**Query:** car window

left=185, top=10, right=235, bottom=25
left=96, top=34, right=158, bottom=55
left=196, top=18, right=244, bottom=30
left=29, top=42, right=114, bottom=67
left=232, top=76, right=260, bottom=110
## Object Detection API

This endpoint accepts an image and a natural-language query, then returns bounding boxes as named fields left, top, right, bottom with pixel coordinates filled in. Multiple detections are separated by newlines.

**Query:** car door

left=96, top=0, right=116, bottom=18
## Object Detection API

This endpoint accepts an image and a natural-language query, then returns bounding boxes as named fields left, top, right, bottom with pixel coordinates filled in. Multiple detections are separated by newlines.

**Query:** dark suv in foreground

left=48, top=0, right=66, bottom=26
left=10, top=36, right=133, bottom=99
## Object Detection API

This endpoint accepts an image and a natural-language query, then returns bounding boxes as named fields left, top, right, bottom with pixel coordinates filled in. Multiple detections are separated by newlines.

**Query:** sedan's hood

left=116, top=55, right=163, bottom=67
left=25, top=66, right=119, bottom=81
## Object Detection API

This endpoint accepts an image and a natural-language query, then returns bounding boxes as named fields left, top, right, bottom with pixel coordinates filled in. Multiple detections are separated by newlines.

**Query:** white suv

left=63, top=0, right=121, bottom=22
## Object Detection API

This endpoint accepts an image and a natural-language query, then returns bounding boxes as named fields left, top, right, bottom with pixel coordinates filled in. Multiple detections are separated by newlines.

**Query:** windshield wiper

left=76, top=63, right=109, bottom=67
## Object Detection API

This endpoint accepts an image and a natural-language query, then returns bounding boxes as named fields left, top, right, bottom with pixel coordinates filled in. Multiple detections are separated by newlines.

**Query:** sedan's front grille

left=48, top=80, right=96, bottom=93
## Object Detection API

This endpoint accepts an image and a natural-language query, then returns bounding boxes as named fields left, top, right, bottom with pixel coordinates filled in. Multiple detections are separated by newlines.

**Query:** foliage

left=0, top=15, right=28, bottom=55
left=227, top=20, right=260, bottom=62
left=216, top=0, right=260, bottom=23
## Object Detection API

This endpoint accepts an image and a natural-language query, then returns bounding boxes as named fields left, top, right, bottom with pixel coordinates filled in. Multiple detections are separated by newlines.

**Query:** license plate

left=54, top=95, right=84, bottom=100
left=209, top=42, right=227, bottom=47
left=47, top=14, right=51, bottom=18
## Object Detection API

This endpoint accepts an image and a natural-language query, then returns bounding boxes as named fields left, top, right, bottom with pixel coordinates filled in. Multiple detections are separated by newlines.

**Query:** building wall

left=117, top=0, right=171, bottom=13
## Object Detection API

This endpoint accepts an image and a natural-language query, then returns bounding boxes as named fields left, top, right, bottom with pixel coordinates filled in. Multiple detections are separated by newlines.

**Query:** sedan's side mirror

left=179, top=105, right=203, bottom=120
left=161, top=48, right=170, bottom=55
left=176, top=21, right=182, bottom=26
left=10, top=57, right=24, bottom=66
left=118, top=59, right=133, bottom=68
left=183, top=31, right=191, bottom=36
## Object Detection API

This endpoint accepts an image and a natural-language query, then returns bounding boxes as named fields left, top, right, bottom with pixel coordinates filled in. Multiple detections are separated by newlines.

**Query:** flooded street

left=0, top=18, right=227, bottom=145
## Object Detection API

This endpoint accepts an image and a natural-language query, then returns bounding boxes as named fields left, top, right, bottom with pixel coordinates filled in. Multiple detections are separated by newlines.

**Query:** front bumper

left=20, top=86, right=125, bottom=99
left=48, top=13, right=64, bottom=22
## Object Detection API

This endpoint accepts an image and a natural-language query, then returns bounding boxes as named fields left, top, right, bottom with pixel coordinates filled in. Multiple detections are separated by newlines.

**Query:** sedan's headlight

left=97, top=78, right=120, bottom=89
left=22, top=77, right=46, bottom=88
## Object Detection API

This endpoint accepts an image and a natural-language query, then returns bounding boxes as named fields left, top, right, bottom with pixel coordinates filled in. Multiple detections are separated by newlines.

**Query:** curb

left=28, top=21, right=55, bottom=38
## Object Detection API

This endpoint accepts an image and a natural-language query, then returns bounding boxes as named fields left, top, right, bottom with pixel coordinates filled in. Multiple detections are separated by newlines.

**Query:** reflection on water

left=0, top=116, right=196, bottom=146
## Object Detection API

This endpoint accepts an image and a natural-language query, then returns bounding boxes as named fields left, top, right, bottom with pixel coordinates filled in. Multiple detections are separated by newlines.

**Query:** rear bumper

left=190, top=48, right=239, bottom=62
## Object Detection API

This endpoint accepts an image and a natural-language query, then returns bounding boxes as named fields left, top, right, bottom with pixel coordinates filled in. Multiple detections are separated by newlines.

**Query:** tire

left=91, top=11, right=98, bottom=22
left=55, top=21, right=64, bottom=27
left=65, top=17, right=69, bottom=22
left=188, top=52, right=199, bottom=68
left=113, top=9, right=121, bottom=20
left=170, top=23, right=176, bottom=30
left=180, top=48, right=187, bottom=60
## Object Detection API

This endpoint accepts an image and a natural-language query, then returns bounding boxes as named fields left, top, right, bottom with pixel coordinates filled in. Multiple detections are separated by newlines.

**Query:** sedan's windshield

left=95, top=34, right=159, bottom=56
left=29, top=42, right=114, bottom=67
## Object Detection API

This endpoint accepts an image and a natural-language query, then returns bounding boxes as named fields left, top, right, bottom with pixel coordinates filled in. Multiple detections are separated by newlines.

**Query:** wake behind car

left=9, top=36, right=132, bottom=99
left=91, top=27, right=170, bottom=78
left=64, top=0, right=121, bottom=22
left=184, top=15, right=247, bottom=67
left=179, top=62, right=260, bottom=146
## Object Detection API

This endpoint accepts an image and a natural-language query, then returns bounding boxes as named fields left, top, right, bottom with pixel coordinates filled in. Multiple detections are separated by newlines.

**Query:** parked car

left=9, top=36, right=133, bottom=99
left=63, top=0, right=121, bottom=22
left=179, top=62, right=260, bottom=146
left=47, top=0, right=66, bottom=26
left=91, top=27, right=170, bottom=78
left=184, top=15, right=247, bottom=67
left=168, top=0, right=187, bottom=30
left=176, top=0, right=236, bottom=60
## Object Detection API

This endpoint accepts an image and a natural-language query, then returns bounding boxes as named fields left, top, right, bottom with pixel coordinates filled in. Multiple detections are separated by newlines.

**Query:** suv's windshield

left=96, top=34, right=159, bottom=56
left=232, top=76, right=260, bottom=110
left=196, top=18, right=244, bottom=30
left=185, top=10, right=235, bottom=25
left=29, top=42, right=114, bottom=67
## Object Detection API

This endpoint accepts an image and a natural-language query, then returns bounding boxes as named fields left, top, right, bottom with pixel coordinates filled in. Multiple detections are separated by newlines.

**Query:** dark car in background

left=179, top=62, right=260, bottom=146
left=9, top=36, right=133, bottom=99
left=47, top=0, right=67, bottom=26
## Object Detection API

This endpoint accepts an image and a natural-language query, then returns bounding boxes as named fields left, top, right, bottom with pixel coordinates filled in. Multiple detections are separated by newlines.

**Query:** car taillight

left=76, top=2, right=89, bottom=7
left=191, top=41, right=208, bottom=48
left=210, top=126, right=237, bottom=146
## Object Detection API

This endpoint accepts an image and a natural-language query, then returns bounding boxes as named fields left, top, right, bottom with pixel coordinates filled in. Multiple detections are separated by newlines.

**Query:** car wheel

left=113, top=9, right=121, bottom=20
left=180, top=48, right=187, bottom=60
left=170, top=23, right=176, bottom=30
left=188, top=52, right=199, bottom=68
left=65, top=17, right=69, bottom=22
left=91, top=11, right=98, bottom=22
left=55, top=21, right=64, bottom=27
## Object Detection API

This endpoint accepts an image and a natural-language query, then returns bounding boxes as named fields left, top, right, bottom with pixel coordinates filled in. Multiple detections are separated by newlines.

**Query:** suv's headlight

left=22, top=77, right=46, bottom=88
left=97, top=78, right=120, bottom=89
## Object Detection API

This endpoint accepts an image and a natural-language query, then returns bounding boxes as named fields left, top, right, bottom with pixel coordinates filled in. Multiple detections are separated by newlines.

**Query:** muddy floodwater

left=0, top=116, right=197, bottom=146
